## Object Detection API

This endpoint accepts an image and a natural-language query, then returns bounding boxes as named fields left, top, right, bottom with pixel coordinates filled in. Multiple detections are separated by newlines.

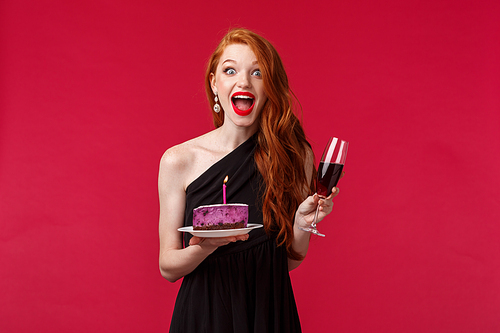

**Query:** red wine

left=316, top=162, right=344, bottom=197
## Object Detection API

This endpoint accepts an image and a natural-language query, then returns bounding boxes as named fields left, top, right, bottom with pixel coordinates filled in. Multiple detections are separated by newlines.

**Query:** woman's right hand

left=189, top=234, right=249, bottom=247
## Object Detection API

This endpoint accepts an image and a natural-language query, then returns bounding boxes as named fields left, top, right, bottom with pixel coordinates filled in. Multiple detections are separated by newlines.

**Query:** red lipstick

left=231, top=92, right=255, bottom=117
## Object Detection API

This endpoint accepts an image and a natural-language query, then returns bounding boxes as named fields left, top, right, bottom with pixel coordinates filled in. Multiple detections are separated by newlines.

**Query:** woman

left=158, top=28, right=338, bottom=332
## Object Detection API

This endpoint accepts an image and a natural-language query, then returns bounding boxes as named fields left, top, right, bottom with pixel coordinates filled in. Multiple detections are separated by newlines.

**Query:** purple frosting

left=193, top=204, right=248, bottom=228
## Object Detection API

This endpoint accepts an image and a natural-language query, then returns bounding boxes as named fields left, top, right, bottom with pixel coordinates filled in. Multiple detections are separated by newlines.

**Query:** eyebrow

left=221, top=59, right=259, bottom=65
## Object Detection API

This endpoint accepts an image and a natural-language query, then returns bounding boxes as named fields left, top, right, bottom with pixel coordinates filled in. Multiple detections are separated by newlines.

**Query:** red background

left=1, top=0, right=499, bottom=332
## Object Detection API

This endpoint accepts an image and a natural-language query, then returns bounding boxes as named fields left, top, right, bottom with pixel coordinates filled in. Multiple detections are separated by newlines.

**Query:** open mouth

left=231, top=92, right=255, bottom=116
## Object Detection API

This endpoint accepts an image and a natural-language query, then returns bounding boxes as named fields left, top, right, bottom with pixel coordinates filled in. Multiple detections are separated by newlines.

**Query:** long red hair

left=205, top=28, right=314, bottom=260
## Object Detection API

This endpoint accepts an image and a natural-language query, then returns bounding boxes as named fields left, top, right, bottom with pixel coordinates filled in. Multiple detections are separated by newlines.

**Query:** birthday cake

left=192, top=204, right=248, bottom=230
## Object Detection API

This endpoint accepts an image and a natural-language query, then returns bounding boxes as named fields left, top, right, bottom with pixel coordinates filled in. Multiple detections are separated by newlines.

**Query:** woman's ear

left=210, top=73, right=217, bottom=94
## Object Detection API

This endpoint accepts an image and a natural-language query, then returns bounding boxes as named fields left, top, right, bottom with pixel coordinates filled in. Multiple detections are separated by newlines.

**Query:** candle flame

left=224, top=175, right=228, bottom=184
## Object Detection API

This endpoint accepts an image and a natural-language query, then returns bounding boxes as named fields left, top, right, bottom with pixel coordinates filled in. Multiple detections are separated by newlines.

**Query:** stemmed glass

left=299, top=137, right=349, bottom=237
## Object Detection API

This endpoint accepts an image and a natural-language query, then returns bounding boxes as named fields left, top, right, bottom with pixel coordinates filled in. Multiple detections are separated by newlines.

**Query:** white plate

left=178, top=224, right=263, bottom=237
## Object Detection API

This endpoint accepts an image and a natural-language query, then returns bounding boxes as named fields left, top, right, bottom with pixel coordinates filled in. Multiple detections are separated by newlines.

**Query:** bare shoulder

left=159, top=131, right=221, bottom=190
left=160, top=137, right=201, bottom=181
left=160, top=131, right=211, bottom=166
left=160, top=141, right=192, bottom=169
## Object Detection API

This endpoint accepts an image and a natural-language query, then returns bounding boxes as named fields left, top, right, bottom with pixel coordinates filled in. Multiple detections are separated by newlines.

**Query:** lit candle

left=223, top=175, right=228, bottom=204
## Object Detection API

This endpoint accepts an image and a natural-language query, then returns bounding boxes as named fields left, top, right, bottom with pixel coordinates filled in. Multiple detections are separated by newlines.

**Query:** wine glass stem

left=310, top=204, right=321, bottom=228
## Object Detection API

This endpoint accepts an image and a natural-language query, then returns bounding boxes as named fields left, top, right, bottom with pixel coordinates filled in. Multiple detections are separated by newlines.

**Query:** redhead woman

left=158, top=28, right=339, bottom=333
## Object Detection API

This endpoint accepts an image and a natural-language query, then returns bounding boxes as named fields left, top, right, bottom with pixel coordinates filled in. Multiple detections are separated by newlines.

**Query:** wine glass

left=299, top=137, right=349, bottom=237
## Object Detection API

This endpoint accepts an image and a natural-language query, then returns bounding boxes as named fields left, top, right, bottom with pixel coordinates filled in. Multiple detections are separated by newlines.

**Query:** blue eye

left=223, top=68, right=236, bottom=75
left=253, top=70, right=262, bottom=77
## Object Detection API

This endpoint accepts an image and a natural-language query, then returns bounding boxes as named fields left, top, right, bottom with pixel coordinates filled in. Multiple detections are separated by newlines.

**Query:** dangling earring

left=213, top=93, right=221, bottom=113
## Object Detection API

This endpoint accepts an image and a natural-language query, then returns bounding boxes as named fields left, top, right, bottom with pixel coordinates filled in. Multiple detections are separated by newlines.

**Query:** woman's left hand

left=295, top=187, right=339, bottom=229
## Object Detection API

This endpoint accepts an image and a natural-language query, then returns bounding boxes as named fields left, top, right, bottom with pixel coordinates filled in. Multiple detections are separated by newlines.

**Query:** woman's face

left=211, top=43, right=268, bottom=129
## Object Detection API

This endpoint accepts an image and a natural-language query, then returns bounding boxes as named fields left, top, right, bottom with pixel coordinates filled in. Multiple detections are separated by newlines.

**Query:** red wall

left=1, top=0, right=499, bottom=332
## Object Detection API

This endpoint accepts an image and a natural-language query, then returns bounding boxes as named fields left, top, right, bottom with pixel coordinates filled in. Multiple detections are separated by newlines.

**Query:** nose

left=237, top=72, right=252, bottom=88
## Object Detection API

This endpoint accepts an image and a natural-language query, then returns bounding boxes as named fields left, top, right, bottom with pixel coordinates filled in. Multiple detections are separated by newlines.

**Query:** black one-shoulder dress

left=169, top=135, right=302, bottom=333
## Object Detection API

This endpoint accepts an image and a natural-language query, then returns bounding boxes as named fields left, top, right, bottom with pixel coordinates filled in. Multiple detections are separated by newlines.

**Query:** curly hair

left=204, top=28, right=315, bottom=260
